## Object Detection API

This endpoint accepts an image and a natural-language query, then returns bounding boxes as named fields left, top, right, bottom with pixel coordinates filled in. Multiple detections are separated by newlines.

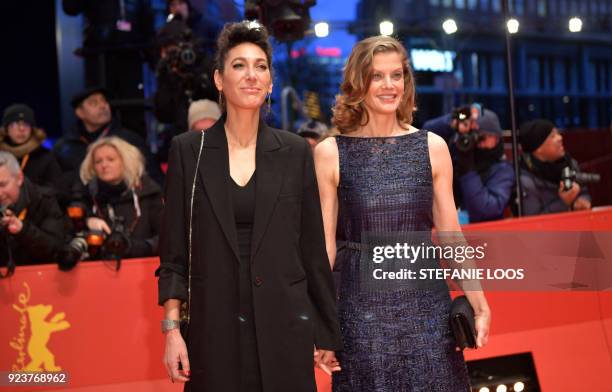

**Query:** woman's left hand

left=474, top=308, right=491, bottom=348
left=314, top=348, right=341, bottom=375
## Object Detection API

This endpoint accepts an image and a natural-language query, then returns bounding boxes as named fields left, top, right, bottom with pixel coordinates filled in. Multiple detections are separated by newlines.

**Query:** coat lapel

left=193, top=120, right=241, bottom=264
left=251, top=123, right=286, bottom=263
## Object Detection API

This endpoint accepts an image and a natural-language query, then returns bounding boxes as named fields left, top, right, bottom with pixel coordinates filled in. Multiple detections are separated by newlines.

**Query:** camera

left=452, top=106, right=484, bottom=152
left=455, top=131, right=485, bottom=152
left=561, top=167, right=601, bottom=192
left=104, top=217, right=130, bottom=259
left=452, top=106, right=472, bottom=123
left=57, top=231, right=105, bottom=271
left=58, top=206, right=131, bottom=270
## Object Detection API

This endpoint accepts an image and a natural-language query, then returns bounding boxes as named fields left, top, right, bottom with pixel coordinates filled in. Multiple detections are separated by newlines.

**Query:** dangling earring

left=218, top=91, right=224, bottom=108
left=266, top=92, right=272, bottom=113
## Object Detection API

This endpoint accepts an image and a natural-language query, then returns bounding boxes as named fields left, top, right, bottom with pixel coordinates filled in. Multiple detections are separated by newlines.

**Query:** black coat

left=157, top=119, right=342, bottom=391
left=0, top=179, right=65, bottom=266
left=0, top=127, right=65, bottom=199
left=20, top=146, right=64, bottom=196
left=72, top=175, right=163, bottom=258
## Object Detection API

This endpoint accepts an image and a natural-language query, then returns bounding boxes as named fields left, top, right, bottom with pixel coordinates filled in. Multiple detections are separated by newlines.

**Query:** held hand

left=474, top=308, right=491, bottom=349
left=86, top=217, right=112, bottom=234
left=572, top=197, right=591, bottom=211
left=164, top=329, right=190, bottom=383
left=314, top=348, right=341, bottom=375
left=558, top=181, right=581, bottom=206
left=1, top=210, right=23, bottom=234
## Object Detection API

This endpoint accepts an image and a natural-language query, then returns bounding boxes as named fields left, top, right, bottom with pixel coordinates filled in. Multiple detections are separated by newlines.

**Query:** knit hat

left=519, top=119, right=555, bottom=153
left=188, top=99, right=222, bottom=129
left=476, top=109, right=502, bottom=136
left=2, top=104, right=36, bottom=128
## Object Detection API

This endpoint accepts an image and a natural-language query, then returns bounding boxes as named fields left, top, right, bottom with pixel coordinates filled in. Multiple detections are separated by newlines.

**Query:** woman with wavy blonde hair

left=74, top=136, right=162, bottom=258
left=315, top=35, right=490, bottom=391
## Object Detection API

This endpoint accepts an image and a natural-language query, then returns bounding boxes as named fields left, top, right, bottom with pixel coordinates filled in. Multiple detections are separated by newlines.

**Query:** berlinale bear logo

left=10, top=282, right=71, bottom=371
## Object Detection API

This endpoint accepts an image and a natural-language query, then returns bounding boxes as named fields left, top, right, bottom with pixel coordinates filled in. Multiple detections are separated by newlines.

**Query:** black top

left=230, top=171, right=262, bottom=391
left=231, top=173, right=256, bottom=262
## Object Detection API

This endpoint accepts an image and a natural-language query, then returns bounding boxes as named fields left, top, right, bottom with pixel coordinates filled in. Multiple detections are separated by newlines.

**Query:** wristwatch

left=161, top=319, right=181, bottom=334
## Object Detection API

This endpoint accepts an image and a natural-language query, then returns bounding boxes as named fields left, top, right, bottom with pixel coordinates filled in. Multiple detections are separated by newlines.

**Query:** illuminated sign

left=410, top=49, right=456, bottom=72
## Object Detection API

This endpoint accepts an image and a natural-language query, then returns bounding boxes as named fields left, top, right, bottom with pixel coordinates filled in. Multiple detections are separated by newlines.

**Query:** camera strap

left=92, top=188, right=142, bottom=234
left=0, top=237, right=16, bottom=279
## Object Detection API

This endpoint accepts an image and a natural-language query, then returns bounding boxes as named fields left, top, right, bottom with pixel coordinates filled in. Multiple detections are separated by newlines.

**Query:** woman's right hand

left=86, top=217, right=112, bottom=234
left=164, top=329, right=190, bottom=383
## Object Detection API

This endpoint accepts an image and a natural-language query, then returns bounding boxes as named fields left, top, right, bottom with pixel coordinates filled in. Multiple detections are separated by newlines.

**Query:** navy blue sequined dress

left=333, top=131, right=471, bottom=392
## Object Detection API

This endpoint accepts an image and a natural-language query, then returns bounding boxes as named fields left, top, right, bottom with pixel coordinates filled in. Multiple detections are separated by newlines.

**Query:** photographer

left=424, top=106, right=515, bottom=222
left=153, top=19, right=216, bottom=135
left=519, top=119, right=592, bottom=215
left=0, top=152, right=65, bottom=271
left=71, top=137, right=162, bottom=261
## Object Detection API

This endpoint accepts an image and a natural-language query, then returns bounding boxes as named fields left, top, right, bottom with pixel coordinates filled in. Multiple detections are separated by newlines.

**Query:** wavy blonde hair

left=80, top=136, right=144, bottom=189
left=332, top=36, right=416, bottom=134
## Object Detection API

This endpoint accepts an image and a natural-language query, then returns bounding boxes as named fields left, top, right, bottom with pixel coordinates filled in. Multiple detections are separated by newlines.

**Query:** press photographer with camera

left=518, top=119, right=594, bottom=215
left=423, top=106, right=515, bottom=222
left=0, top=152, right=65, bottom=275
left=153, top=19, right=216, bottom=136
left=64, top=137, right=162, bottom=267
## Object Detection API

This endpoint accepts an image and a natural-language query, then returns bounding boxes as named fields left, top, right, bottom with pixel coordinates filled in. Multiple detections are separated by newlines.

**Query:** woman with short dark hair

left=158, top=21, right=342, bottom=392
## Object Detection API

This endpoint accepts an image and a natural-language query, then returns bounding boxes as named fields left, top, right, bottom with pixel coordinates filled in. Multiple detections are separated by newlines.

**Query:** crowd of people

left=1, top=5, right=604, bottom=390
left=0, top=48, right=593, bottom=274
left=2, top=3, right=595, bottom=269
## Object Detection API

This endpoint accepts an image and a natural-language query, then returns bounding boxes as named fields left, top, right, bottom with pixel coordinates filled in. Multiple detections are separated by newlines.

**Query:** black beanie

left=519, top=119, right=555, bottom=153
left=2, top=104, right=36, bottom=128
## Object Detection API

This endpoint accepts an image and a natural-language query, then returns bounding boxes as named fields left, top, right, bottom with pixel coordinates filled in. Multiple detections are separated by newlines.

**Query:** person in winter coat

left=0, top=104, right=64, bottom=196
left=0, top=152, right=65, bottom=271
left=53, top=87, right=164, bottom=195
left=73, top=136, right=162, bottom=259
left=518, top=119, right=591, bottom=215
left=424, top=107, right=515, bottom=222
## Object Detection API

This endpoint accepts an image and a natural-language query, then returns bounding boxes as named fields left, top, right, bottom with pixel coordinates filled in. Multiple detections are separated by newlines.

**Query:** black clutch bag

left=450, top=295, right=477, bottom=350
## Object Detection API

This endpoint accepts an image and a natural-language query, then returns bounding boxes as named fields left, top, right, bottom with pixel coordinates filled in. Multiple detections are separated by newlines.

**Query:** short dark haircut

left=214, top=21, right=273, bottom=77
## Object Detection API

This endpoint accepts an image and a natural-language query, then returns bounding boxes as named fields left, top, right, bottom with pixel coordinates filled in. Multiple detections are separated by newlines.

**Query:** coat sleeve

left=520, top=172, right=546, bottom=216
left=459, top=162, right=515, bottom=222
left=299, top=140, right=343, bottom=351
left=127, top=190, right=162, bottom=258
left=15, top=194, right=65, bottom=262
left=157, top=137, right=189, bottom=305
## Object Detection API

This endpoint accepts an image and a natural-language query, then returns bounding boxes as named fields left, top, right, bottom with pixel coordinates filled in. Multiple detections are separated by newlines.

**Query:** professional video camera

left=156, top=20, right=213, bottom=102
left=561, top=167, right=601, bottom=192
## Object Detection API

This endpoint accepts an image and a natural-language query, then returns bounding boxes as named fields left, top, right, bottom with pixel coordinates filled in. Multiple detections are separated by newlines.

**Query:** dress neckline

left=336, top=130, right=420, bottom=139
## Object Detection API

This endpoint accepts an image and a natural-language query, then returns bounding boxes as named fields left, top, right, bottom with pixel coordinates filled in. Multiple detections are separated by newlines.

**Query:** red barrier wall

left=1, top=208, right=612, bottom=391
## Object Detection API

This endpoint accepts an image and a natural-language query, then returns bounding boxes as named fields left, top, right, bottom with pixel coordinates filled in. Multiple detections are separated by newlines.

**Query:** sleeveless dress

left=332, top=131, right=471, bottom=392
